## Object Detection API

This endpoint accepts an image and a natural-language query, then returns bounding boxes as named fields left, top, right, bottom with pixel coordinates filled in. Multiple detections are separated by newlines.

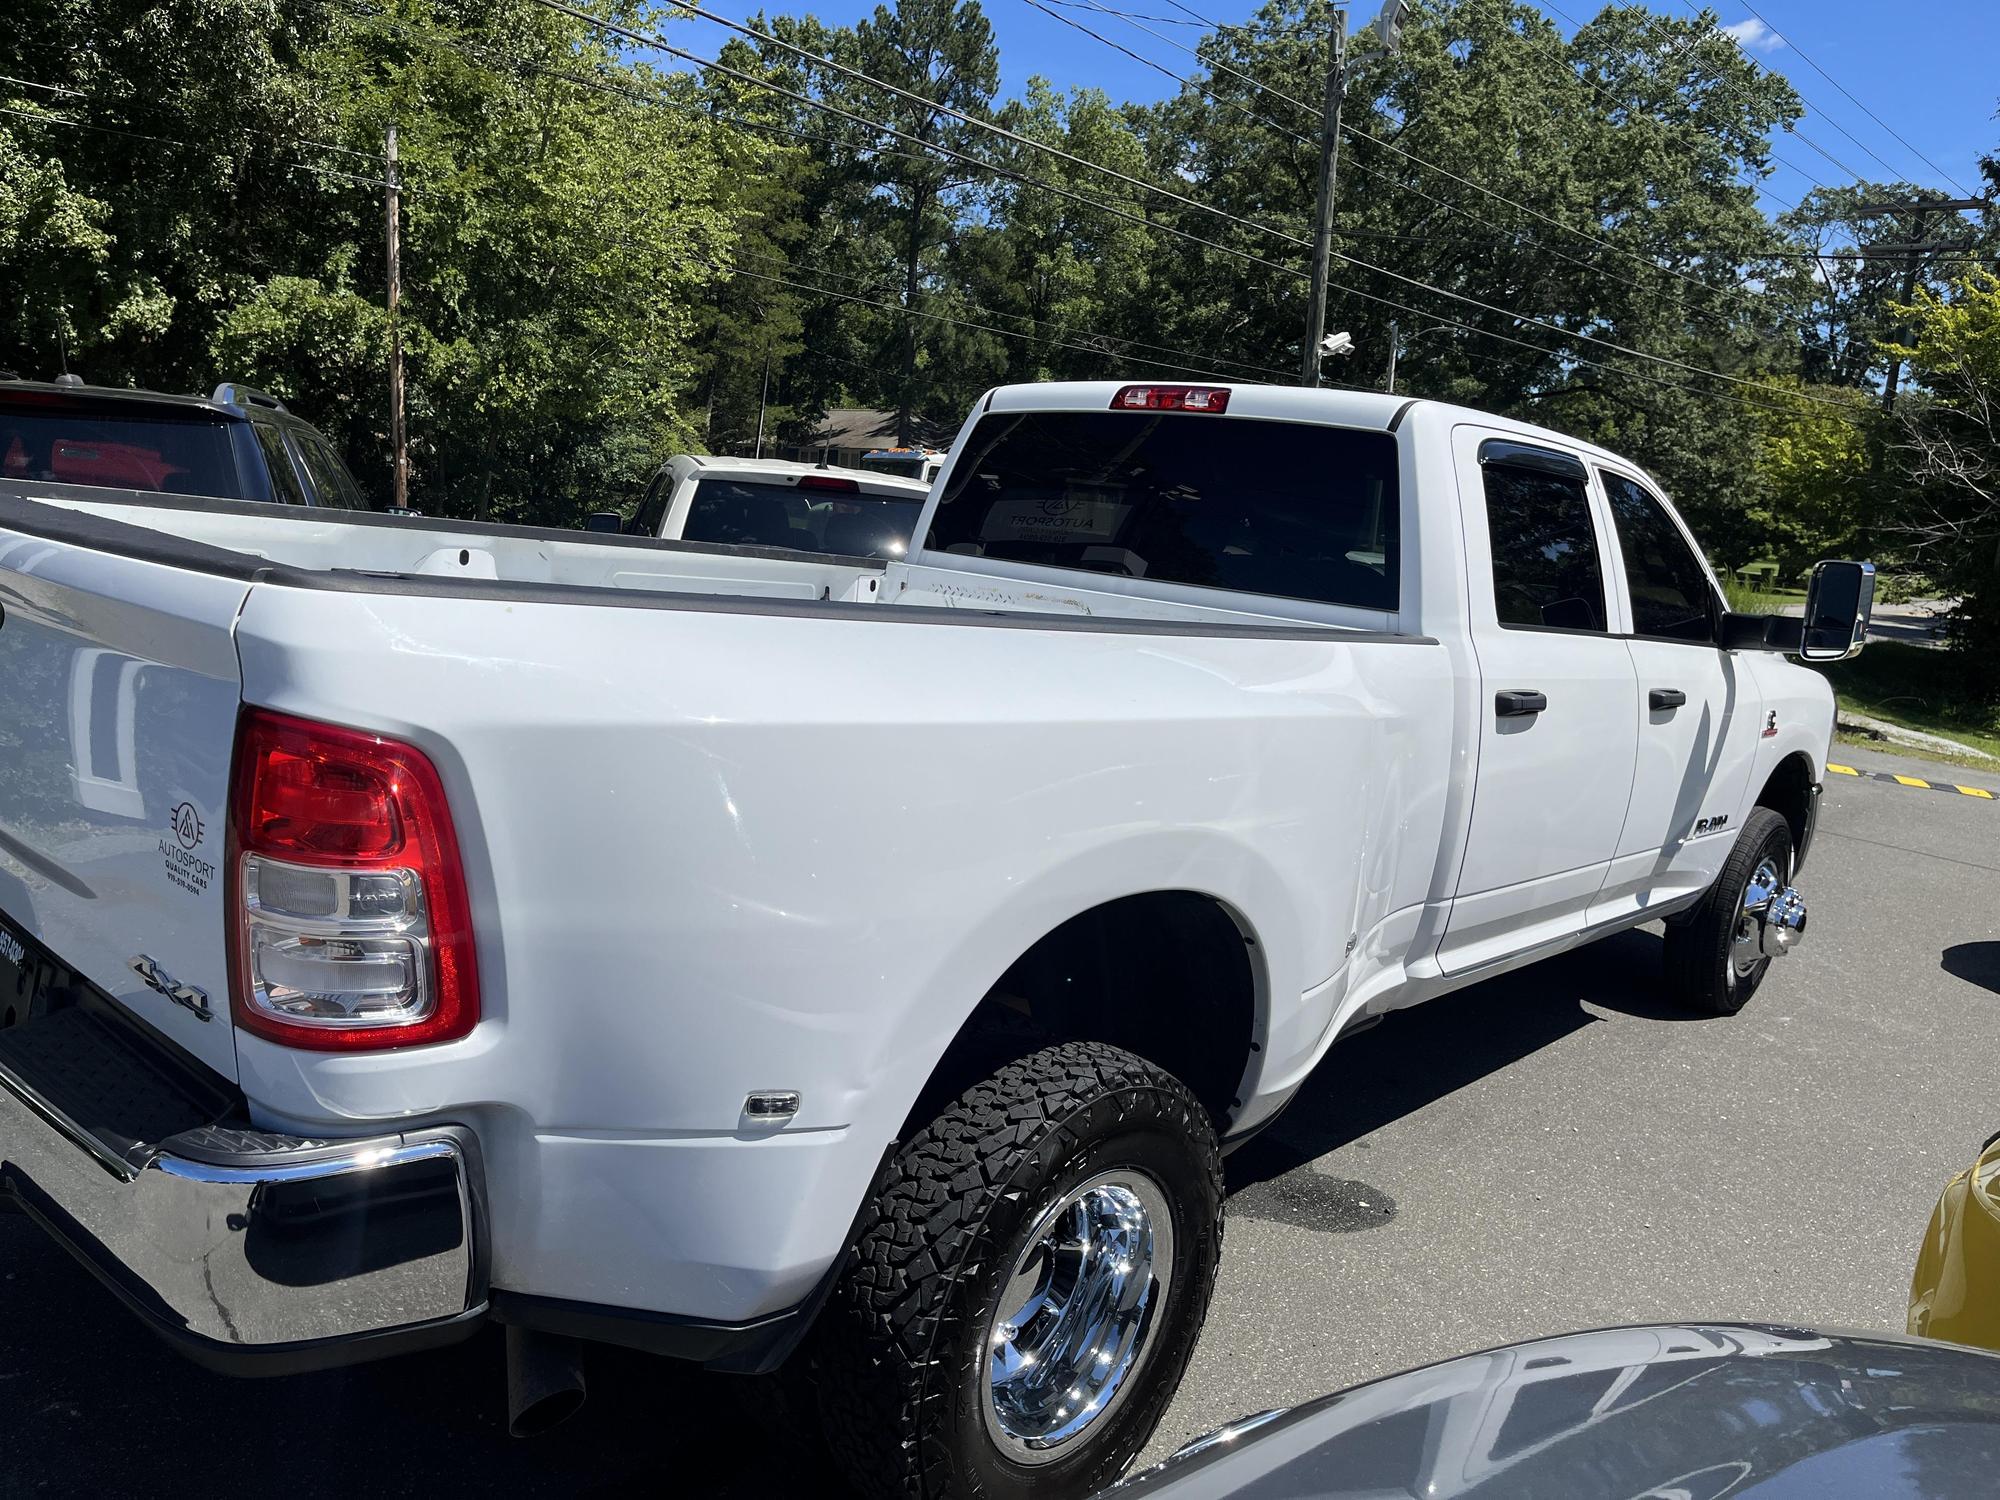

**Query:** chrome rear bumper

left=0, top=1008, right=486, bottom=1373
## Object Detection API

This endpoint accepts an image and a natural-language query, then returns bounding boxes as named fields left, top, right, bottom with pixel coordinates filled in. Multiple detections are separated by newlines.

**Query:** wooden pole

left=1300, top=6, right=1347, bottom=387
left=386, top=122, right=409, bottom=510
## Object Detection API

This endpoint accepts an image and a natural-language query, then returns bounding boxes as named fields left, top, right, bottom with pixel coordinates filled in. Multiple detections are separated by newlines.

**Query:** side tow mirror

left=584, top=511, right=624, bottom=534
left=1798, top=560, right=1876, bottom=662
left=1719, top=559, right=1876, bottom=658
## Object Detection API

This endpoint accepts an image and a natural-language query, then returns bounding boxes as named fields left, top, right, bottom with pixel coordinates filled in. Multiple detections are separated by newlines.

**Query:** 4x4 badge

left=129, top=955, right=212, bottom=1021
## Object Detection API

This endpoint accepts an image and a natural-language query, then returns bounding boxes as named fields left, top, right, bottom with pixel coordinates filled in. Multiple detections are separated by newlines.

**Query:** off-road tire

left=1663, top=806, right=1794, bottom=1016
left=813, top=1041, right=1225, bottom=1500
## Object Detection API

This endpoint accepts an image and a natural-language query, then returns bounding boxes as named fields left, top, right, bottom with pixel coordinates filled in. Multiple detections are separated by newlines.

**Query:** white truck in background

left=859, top=445, right=948, bottom=484
left=0, top=381, right=1868, bottom=1499
left=596, top=452, right=931, bottom=560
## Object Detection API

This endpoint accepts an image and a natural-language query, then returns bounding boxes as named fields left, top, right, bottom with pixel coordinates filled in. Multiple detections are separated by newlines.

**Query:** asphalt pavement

left=3, top=741, right=1996, bottom=1496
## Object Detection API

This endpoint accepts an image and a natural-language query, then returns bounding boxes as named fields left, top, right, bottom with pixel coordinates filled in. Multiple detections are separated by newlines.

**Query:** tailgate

left=0, top=528, right=247, bottom=1080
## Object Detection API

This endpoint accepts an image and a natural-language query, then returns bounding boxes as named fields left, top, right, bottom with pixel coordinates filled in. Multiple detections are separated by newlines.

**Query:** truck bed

left=0, top=480, right=1450, bottom=1317
left=0, top=484, right=1416, bottom=633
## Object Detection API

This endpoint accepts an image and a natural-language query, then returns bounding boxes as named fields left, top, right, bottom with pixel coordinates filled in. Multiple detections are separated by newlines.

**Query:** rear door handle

left=1495, top=689, right=1547, bottom=718
left=1649, top=688, right=1688, bottom=711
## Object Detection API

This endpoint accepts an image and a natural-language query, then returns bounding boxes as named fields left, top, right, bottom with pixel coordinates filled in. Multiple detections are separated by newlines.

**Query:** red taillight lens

left=248, top=747, right=402, bottom=857
left=797, top=474, right=861, bottom=493
left=228, top=709, right=479, bottom=1051
left=1110, top=384, right=1231, bottom=413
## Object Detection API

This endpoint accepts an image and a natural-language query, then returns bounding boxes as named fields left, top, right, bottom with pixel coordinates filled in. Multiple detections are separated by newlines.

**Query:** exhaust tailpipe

left=506, top=1325, right=588, bottom=1437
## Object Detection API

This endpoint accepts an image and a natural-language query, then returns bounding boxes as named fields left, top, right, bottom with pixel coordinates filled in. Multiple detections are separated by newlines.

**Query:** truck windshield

left=683, top=478, right=923, bottom=560
left=0, top=399, right=247, bottom=499
left=926, top=410, right=1399, bottom=611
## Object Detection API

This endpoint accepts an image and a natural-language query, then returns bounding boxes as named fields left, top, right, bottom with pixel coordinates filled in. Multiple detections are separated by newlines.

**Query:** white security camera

left=1319, top=331, right=1355, bottom=358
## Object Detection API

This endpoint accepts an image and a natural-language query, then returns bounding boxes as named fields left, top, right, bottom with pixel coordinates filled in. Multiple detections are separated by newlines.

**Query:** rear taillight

left=228, top=708, right=479, bottom=1050
left=1110, top=384, right=1231, bottom=413
left=797, top=474, right=861, bottom=493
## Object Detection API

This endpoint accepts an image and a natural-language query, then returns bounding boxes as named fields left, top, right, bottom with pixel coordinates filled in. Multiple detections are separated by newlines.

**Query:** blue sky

left=665, top=1, right=1997, bottom=222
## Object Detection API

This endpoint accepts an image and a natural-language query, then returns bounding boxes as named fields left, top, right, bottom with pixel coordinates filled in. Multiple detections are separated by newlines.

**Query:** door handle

left=1495, top=689, right=1547, bottom=718
left=1650, top=688, right=1688, bottom=711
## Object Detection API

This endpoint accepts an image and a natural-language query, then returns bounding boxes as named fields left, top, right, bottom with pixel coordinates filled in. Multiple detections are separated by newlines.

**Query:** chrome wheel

left=1730, top=855, right=1783, bottom=988
left=982, top=1169, right=1175, bottom=1463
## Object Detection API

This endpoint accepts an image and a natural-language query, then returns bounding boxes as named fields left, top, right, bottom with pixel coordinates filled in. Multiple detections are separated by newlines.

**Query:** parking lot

left=3, top=740, right=1995, bottom=1496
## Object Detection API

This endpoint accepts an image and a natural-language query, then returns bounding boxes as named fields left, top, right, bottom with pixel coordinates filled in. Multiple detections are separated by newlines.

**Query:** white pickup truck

left=0, top=381, right=1869, bottom=1498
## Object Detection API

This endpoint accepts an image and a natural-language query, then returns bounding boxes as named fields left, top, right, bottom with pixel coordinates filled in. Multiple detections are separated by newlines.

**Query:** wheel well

left=1755, top=752, right=1816, bottom=856
left=901, top=892, right=1259, bottom=1138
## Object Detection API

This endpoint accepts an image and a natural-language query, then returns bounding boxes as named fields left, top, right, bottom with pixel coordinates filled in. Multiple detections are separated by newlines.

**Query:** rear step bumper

left=0, top=1009, right=487, bottom=1376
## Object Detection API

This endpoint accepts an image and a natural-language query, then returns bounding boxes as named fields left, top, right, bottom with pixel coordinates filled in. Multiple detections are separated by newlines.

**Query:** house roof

left=796, top=407, right=951, bottom=450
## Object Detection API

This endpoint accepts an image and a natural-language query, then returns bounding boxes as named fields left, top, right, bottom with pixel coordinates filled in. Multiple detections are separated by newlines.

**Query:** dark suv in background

left=0, top=375, right=370, bottom=509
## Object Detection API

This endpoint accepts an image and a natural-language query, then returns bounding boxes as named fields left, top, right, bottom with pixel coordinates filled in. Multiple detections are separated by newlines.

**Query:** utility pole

left=385, top=122, right=409, bottom=511
left=753, top=344, right=772, bottom=459
left=1299, top=5, right=1347, bottom=389
left=1300, top=2, right=1408, bottom=388
left=1850, top=197, right=1988, bottom=413
left=1384, top=319, right=1398, bottom=394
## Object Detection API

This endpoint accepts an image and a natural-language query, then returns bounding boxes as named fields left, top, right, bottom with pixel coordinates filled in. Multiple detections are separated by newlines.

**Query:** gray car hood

left=1112, top=1323, right=2000, bottom=1499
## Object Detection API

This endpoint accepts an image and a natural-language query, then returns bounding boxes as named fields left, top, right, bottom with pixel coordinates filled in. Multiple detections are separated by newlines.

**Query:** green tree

left=969, top=80, right=1156, bottom=384
left=842, top=0, right=999, bottom=442
left=0, top=0, right=337, bottom=383
left=3, top=0, right=748, bottom=521
left=1747, top=378, right=1882, bottom=578
left=1114, top=0, right=1805, bottom=560
left=1882, top=266, right=2000, bottom=659
left=1778, top=184, right=1999, bottom=393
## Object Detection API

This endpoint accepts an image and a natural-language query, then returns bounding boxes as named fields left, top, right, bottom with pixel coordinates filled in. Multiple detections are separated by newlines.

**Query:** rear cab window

left=0, top=397, right=250, bottom=499
left=1478, top=445, right=1609, bottom=633
left=683, top=477, right=924, bottom=560
left=923, top=410, right=1399, bottom=611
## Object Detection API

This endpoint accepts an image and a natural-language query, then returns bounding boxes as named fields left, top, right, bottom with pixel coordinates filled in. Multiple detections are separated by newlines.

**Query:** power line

left=0, top=74, right=83, bottom=99
left=1003, top=0, right=1841, bottom=347
left=1015, top=0, right=1744, bottom=314
left=1088, top=0, right=1782, bottom=308
left=1522, top=0, right=1800, bottom=213
left=689, top=0, right=1800, bottom=339
left=464, top=6, right=1890, bottom=423
left=1730, top=0, right=1974, bottom=198
left=0, top=78, right=382, bottom=162
left=338, top=0, right=1851, bottom=423
left=727, top=249, right=1296, bottom=379
left=1046, top=0, right=1212, bottom=27
left=1023, top=0, right=1321, bottom=122
left=1533, top=0, right=1832, bottom=206
left=722, top=259, right=1277, bottom=382
left=1666, top=1, right=1871, bottom=189
left=543, top=0, right=1867, bottom=417
left=731, top=248, right=1816, bottom=423
left=0, top=103, right=396, bottom=189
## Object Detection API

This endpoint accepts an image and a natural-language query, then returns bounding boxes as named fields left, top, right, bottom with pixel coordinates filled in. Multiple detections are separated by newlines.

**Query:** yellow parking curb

left=1825, top=762, right=1997, bottom=802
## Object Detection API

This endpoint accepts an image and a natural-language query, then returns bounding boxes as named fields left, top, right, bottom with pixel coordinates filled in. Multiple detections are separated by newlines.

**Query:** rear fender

left=843, top=827, right=1308, bottom=1151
